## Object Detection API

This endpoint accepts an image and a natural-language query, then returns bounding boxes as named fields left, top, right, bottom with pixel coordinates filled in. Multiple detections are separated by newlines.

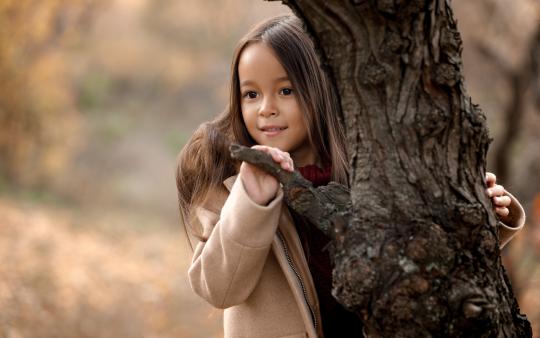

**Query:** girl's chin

left=256, top=141, right=288, bottom=152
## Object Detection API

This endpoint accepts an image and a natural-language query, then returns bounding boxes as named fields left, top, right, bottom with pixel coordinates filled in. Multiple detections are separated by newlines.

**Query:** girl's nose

left=259, top=97, right=278, bottom=117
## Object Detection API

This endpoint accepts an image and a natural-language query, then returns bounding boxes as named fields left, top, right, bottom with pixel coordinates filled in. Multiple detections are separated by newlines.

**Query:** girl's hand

left=239, top=145, right=294, bottom=206
left=485, top=172, right=512, bottom=223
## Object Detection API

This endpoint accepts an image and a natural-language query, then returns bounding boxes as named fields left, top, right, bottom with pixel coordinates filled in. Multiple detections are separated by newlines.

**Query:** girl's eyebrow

left=240, top=76, right=290, bottom=87
left=240, top=80, right=254, bottom=87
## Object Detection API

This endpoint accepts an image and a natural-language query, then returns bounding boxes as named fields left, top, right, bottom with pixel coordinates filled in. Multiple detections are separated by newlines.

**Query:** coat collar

left=223, top=175, right=237, bottom=192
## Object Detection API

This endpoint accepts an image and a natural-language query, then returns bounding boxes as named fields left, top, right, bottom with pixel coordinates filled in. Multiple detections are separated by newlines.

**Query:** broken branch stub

left=229, top=143, right=351, bottom=238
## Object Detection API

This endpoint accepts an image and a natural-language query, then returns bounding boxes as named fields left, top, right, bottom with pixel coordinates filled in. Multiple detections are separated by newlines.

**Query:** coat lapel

left=275, top=206, right=323, bottom=338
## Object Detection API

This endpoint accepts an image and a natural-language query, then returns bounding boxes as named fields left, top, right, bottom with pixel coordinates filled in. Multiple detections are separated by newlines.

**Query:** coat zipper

left=277, top=230, right=318, bottom=333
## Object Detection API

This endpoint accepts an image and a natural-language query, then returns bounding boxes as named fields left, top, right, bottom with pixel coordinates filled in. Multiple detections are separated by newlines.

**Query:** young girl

left=176, top=14, right=526, bottom=338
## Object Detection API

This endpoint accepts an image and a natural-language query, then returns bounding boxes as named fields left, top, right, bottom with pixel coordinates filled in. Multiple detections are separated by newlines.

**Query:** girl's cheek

left=282, top=100, right=298, bottom=112
left=242, top=103, right=259, bottom=116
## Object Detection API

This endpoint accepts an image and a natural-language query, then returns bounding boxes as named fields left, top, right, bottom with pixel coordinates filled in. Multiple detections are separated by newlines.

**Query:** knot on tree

left=477, top=227, right=497, bottom=257
left=361, top=56, right=393, bottom=86
left=433, top=63, right=460, bottom=87
left=402, top=0, right=426, bottom=15
left=449, top=285, right=498, bottom=334
left=455, top=202, right=484, bottom=227
left=461, top=100, right=491, bottom=150
left=414, top=107, right=449, bottom=136
left=383, top=29, right=406, bottom=55
left=406, top=223, right=454, bottom=274
left=440, top=26, right=463, bottom=55
left=376, top=0, right=396, bottom=15
left=332, top=246, right=376, bottom=310
left=333, top=222, right=454, bottom=315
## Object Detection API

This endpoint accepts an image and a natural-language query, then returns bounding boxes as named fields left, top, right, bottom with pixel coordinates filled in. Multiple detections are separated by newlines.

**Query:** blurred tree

left=477, top=18, right=540, bottom=186
left=0, top=0, right=104, bottom=187
left=453, top=0, right=540, bottom=209
left=478, top=21, right=540, bottom=299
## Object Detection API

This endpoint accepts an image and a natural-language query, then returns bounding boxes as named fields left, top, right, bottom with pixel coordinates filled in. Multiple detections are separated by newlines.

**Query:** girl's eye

left=243, top=91, right=257, bottom=99
left=280, top=88, right=293, bottom=96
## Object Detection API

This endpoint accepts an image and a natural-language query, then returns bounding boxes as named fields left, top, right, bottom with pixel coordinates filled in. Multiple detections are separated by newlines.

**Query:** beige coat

left=187, top=176, right=526, bottom=338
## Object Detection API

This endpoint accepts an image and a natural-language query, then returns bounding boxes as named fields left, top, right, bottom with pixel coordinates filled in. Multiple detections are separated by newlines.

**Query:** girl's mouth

left=260, top=126, right=287, bottom=137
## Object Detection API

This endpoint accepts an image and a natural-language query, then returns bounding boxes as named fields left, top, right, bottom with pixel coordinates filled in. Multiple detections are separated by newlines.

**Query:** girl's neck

left=291, top=147, right=320, bottom=168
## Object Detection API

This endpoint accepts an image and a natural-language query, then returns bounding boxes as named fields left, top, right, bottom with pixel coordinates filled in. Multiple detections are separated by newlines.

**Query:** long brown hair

left=176, top=14, right=348, bottom=243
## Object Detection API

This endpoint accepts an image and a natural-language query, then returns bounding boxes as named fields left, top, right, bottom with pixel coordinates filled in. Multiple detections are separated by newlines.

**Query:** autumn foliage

left=0, top=0, right=103, bottom=186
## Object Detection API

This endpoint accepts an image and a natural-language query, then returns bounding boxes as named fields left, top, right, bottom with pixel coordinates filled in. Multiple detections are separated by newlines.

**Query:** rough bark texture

left=263, top=0, right=532, bottom=336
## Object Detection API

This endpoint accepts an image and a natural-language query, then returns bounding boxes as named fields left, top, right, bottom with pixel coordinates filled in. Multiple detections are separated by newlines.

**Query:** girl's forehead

left=239, top=43, right=277, bottom=67
left=238, top=43, right=288, bottom=84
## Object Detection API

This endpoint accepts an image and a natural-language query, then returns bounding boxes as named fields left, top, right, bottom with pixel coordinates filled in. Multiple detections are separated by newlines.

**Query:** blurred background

left=0, top=0, right=539, bottom=337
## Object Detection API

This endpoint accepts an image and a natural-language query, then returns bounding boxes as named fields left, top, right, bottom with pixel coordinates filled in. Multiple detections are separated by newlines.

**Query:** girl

left=176, top=14, right=526, bottom=338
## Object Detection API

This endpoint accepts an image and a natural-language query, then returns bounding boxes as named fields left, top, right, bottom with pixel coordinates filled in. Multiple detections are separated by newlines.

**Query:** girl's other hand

left=485, top=172, right=512, bottom=222
left=239, top=145, right=294, bottom=206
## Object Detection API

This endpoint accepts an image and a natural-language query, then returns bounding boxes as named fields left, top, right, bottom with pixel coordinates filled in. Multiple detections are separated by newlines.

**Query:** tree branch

left=229, top=143, right=351, bottom=239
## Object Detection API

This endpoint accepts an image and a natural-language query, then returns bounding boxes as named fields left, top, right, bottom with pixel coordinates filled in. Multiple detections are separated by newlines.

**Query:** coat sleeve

left=499, top=190, right=526, bottom=249
left=187, top=177, right=283, bottom=309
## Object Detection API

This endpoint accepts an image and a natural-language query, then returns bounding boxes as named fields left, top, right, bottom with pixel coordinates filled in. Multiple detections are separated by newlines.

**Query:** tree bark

left=265, top=0, right=531, bottom=336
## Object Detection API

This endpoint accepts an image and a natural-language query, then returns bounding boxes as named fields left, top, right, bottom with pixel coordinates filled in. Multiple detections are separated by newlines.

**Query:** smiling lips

left=259, top=125, right=287, bottom=137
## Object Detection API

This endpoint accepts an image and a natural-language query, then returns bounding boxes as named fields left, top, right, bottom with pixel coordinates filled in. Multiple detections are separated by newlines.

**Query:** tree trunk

left=272, top=0, right=532, bottom=336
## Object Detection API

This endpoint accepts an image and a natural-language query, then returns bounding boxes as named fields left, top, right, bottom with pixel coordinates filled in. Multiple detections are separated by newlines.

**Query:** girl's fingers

left=253, top=145, right=283, bottom=163
left=281, top=151, right=293, bottom=171
left=273, top=149, right=293, bottom=171
left=483, top=172, right=512, bottom=218
left=271, top=149, right=284, bottom=163
left=495, top=207, right=510, bottom=217
left=486, top=184, right=505, bottom=197
left=251, top=145, right=294, bottom=172
left=269, top=148, right=285, bottom=163
left=493, top=195, right=511, bottom=207
left=485, top=172, right=496, bottom=187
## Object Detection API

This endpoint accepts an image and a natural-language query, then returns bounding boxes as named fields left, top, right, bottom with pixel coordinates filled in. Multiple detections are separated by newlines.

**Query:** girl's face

left=238, top=42, right=316, bottom=167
